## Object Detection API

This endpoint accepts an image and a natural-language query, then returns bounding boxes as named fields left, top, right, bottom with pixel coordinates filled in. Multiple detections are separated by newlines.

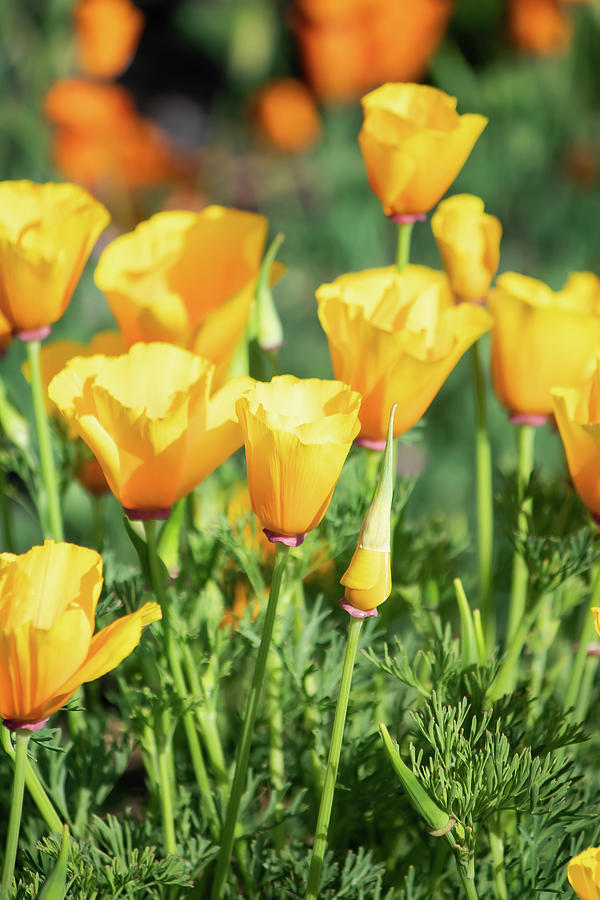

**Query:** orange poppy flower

left=489, top=272, right=600, bottom=422
left=236, top=376, right=361, bottom=543
left=295, top=15, right=371, bottom=102
left=507, top=0, right=571, bottom=55
left=0, top=180, right=109, bottom=337
left=95, top=207, right=272, bottom=387
left=0, top=541, right=160, bottom=729
left=431, top=194, right=502, bottom=302
left=73, top=0, right=145, bottom=79
left=251, top=78, right=322, bottom=153
left=367, top=0, right=452, bottom=85
left=359, top=83, right=487, bottom=219
left=48, top=343, right=252, bottom=518
left=317, top=265, right=491, bottom=444
left=44, top=80, right=178, bottom=194
left=552, top=361, right=600, bottom=521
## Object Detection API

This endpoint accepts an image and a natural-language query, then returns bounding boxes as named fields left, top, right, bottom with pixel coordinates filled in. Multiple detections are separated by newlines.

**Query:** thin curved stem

left=26, top=339, right=63, bottom=541
left=470, top=342, right=494, bottom=651
left=396, top=222, right=414, bottom=272
left=211, top=542, right=290, bottom=900
left=506, top=424, right=536, bottom=649
left=304, top=616, right=363, bottom=900
left=564, top=562, right=600, bottom=713
left=1, top=727, right=62, bottom=834
left=0, top=730, right=30, bottom=898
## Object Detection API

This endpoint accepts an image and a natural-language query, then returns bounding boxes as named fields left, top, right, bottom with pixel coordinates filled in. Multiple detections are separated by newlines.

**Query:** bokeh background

left=2, top=0, right=600, bottom=537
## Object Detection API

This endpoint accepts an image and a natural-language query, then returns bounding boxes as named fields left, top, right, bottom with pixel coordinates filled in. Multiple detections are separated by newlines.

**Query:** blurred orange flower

left=359, top=83, right=487, bottom=218
left=507, top=0, right=571, bottom=55
left=296, top=0, right=452, bottom=102
left=73, top=0, right=145, bottom=79
left=0, top=540, right=160, bottom=728
left=251, top=78, right=322, bottom=153
left=553, top=361, right=600, bottom=521
left=317, top=265, right=491, bottom=444
left=48, top=343, right=253, bottom=518
left=431, top=194, right=502, bottom=302
left=236, top=375, right=361, bottom=543
left=0, top=180, right=109, bottom=337
left=44, top=80, right=179, bottom=196
left=489, top=272, right=600, bottom=421
left=95, top=207, right=273, bottom=387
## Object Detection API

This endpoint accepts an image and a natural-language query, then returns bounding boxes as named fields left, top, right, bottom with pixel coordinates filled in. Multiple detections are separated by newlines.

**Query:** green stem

left=506, top=424, right=536, bottom=648
left=304, top=616, right=363, bottom=900
left=446, top=832, right=479, bottom=900
left=154, top=709, right=176, bottom=855
left=267, top=644, right=285, bottom=849
left=211, top=542, right=290, bottom=900
left=0, top=730, right=30, bottom=898
left=396, top=222, right=414, bottom=272
left=564, top=562, right=600, bottom=712
left=25, top=340, right=63, bottom=542
left=143, top=520, right=219, bottom=839
left=470, top=342, right=494, bottom=652
left=180, top=641, right=228, bottom=789
left=575, top=653, right=599, bottom=723
left=1, top=726, right=62, bottom=834
left=489, top=820, right=508, bottom=900
left=0, top=465, right=15, bottom=552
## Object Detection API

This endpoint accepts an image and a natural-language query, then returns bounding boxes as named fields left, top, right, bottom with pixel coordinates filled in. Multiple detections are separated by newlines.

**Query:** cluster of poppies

left=3, top=79, right=600, bottom=896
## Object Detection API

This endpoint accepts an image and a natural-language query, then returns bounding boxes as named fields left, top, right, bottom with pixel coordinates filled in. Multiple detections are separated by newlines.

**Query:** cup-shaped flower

left=552, top=360, right=600, bottom=518
left=358, top=83, right=487, bottom=218
left=489, top=272, right=600, bottom=421
left=317, top=265, right=492, bottom=445
left=48, top=342, right=253, bottom=517
left=567, top=846, right=600, bottom=899
left=95, top=206, right=271, bottom=386
left=431, top=194, right=502, bottom=302
left=0, top=181, right=109, bottom=336
left=341, top=405, right=395, bottom=615
left=236, top=375, right=361, bottom=542
left=0, top=540, right=160, bottom=728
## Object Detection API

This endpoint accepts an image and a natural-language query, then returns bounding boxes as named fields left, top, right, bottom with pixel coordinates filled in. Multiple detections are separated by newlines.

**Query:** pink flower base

left=355, top=437, right=386, bottom=451
left=16, top=325, right=51, bottom=342
left=509, top=413, right=549, bottom=427
left=123, top=506, right=172, bottom=521
left=3, top=717, right=49, bottom=732
left=339, top=597, right=379, bottom=618
left=388, top=213, right=427, bottom=224
left=263, top=528, right=306, bottom=547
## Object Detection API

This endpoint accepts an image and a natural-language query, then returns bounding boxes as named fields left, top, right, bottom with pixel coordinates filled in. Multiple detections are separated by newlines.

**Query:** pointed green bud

left=36, top=824, right=70, bottom=899
left=255, top=232, right=284, bottom=351
left=454, top=578, right=478, bottom=668
left=340, top=405, right=396, bottom=614
left=379, top=723, right=453, bottom=836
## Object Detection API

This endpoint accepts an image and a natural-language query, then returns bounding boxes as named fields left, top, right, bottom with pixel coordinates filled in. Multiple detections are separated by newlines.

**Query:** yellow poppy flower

left=431, top=194, right=502, bottom=302
left=22, top=330, right=126, bottom=422
left=567, top=846, right=600, bottom=899
left=317, top=264, right=492, bottom=445
left=0, top=541, right=160, bottom=728
left=0, top=181, right=109, bottom=337
left=236, top=375, right=361, bottom=542
left=48, top=342, right=253, bottom=517
left=489, top=272, right=600, bottom=421
left=552, top=360, right=600, bottom=519
left=94, top=206, right=271, bottom=386
left=358, top=83, right=487, bottom=219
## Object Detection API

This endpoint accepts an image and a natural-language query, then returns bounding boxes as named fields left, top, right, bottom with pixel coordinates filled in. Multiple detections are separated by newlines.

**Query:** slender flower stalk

left=0, top=730, right=31, bottom=899
left=143, top=520, right=219, bottom=841
left=506, top=423, right=536, bottom=648
left=25, top=339, right=64, bottom=541
left=304, top=616, right=363, bottom=900
left=470, top=341, right=494, bottom=651
left=211, top=542, right=290, bottom=900
left=564, top=561, right=600, bottom=713
left=0, top=727, right=62, bottom=834
left=396, top=221, right=414, bottom=272
left=488, top=819, right=508, bottom=900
